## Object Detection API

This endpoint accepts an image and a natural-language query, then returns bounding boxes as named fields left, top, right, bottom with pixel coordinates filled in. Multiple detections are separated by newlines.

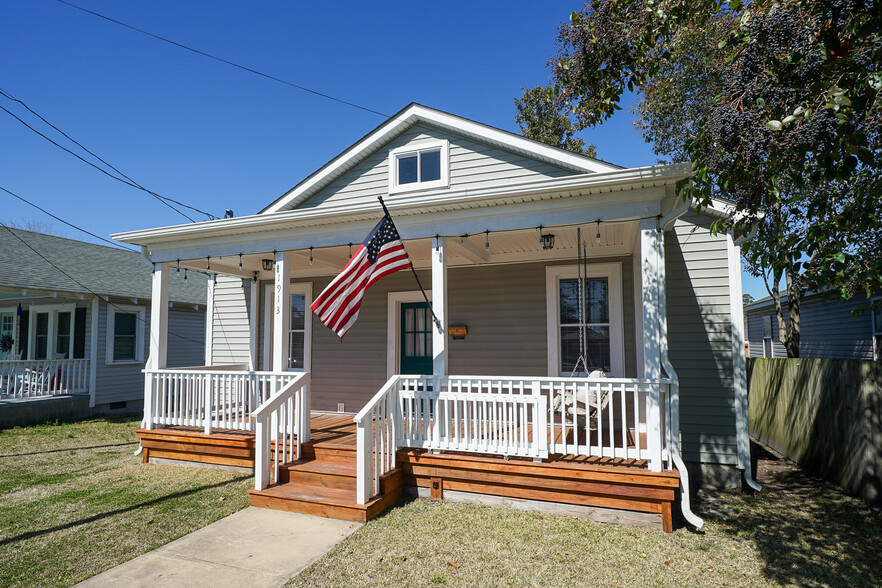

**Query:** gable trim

left=260, top=104, right=621, bottom=214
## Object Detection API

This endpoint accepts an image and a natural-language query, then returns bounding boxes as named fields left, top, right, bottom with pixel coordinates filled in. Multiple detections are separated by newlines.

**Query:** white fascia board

left=260, top=104, right=620, bottom=214
left=113, top=163, right=691, bottom=251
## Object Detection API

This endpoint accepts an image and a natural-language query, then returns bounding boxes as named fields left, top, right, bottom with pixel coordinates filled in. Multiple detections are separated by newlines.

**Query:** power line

left=0, top=88, right=217, bottom=221
left=0, top=101, right=194, bottom=222
left=0, top=184, right=137, bottom=252
left=0, top=220, right=204, bottom=345
left=54, top=0, right=390, bottom=118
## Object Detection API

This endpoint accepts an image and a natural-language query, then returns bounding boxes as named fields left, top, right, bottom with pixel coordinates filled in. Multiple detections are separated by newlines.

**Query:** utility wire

left=0, top=88, right=217, bottom=221
left=0, top=102, right=195, bottom=222
left=54, top=0, right=390, bottom=118
left=0, top=184, right=137, bottom=252
left=0, top=220, right=204, bottom=345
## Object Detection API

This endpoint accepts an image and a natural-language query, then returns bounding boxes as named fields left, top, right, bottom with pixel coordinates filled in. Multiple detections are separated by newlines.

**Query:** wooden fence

left=747, top=358, right=882, bottom=506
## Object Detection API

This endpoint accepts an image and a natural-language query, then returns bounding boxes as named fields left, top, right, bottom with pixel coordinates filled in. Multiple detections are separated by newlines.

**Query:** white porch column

left=204, top=273, right=215, bottom=366
left=431, top=237, right=448, bottom=376
left=640, top=219, right=663, bottom=472
left=272, top=252, right=291, bottom=372
left=145, top=262, right=169, bottom=430
left=248, top=278, right=259, bottom=371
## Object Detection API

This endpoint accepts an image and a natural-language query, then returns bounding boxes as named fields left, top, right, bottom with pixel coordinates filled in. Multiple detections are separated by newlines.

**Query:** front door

left=400, top=302, right=432, bottom=375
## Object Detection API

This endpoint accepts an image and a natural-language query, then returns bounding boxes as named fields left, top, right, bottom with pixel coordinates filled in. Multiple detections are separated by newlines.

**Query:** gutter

left=658, top=202, right=705, bottom=528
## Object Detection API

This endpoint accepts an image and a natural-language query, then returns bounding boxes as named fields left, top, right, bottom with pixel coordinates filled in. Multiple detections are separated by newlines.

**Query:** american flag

left=311, top=214, right=413, bottom=339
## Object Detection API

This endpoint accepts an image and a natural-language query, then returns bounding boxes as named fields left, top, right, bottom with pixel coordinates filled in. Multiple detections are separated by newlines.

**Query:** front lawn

left=0, top=417, right=252, bottom=587
left=291, top=442, right=882, bottom=587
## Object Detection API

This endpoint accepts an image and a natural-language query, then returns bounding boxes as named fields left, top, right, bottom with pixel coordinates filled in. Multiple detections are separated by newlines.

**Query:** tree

left=3, top=217, right=66, bottom=237
left=514, top=86, right=597, bottom=158
left=545, top=0, right=882, bottom=357
left=743, top=293, right=755, bottom=306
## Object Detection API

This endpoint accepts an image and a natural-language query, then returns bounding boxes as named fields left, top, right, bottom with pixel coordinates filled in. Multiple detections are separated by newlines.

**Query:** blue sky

left=0, top=0, right=767, bottom=298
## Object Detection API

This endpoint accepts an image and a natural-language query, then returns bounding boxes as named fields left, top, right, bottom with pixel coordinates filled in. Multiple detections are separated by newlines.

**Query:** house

left=0, top=228, right=206, bottom=426
left=745, top=292, right=880, bottom=360
left=112, top=104, right=759, bottom=531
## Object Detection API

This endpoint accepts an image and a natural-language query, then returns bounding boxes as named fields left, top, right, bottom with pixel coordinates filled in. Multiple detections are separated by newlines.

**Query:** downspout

left=731, top=230, right=763, bottom=492
left=658, top=200, right=704, bottom=528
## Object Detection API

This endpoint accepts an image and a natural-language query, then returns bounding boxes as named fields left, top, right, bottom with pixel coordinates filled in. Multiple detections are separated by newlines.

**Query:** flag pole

left=378, top=196, right=441, bottom=329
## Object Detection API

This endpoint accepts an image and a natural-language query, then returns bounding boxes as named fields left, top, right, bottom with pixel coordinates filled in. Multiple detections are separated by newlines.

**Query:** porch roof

left=113, top=163, right=693, bottom=259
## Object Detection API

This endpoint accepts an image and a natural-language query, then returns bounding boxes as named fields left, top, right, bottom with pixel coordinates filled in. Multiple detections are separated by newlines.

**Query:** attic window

left=389, top=140, right=449, bottom=194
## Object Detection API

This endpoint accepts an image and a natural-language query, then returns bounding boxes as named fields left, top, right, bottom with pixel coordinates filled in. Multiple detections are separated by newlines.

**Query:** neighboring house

left=745, top=292, right=880, bottom=360
left=0, top=228, right=206, bottom=423
left=113, top=104, right=757, bottom=532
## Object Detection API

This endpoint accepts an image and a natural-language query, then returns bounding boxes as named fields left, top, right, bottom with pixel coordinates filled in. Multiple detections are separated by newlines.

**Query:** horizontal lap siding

left=295, top=124, right=575, bottom=211
left=270, top=258, right=636, bottom=413
left=665, top=213, right=737, bottom=466
left=746, top=295, right=875, bottom=359
left=211, top=275, right=252, bottom=365
left=167, top=309, right=205, bottom=368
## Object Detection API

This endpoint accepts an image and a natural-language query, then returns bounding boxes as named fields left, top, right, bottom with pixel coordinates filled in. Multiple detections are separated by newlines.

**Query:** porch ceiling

left=173, top=221, right=639, bottom=279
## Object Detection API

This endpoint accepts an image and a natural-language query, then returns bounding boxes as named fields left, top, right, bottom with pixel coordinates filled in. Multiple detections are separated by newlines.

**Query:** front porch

left=138, top=410, right=680, bottom=531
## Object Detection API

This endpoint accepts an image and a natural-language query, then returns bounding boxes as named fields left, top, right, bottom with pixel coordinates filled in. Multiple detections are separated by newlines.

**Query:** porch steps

left=248, top=442, right=402, bottom=523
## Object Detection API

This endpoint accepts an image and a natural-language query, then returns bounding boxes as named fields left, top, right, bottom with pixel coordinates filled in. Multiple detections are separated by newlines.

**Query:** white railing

left=143, top=367, right=302, bottom=435
left=252, top=372, right=311, bottom=491
left=355, top=374, right=672, bottom=505
left=0, top=359, right=90, bottom=398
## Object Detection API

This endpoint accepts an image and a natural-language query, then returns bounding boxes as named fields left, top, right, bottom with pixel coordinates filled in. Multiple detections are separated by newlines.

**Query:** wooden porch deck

left=136, top=412, right=680, bottom=531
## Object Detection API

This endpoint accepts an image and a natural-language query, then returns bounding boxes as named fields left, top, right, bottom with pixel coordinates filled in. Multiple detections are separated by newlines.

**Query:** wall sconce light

left=261, top=259, right=274, bottom=271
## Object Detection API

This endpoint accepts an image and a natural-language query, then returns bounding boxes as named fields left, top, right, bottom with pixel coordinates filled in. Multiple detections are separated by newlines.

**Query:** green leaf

left=832, top=252, right=846, bottom=264
left=766, top=120, right=783, bottom=131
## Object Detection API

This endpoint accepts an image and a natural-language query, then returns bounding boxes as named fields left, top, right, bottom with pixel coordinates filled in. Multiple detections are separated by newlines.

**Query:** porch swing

left=551, top=228, right=611, bottom=427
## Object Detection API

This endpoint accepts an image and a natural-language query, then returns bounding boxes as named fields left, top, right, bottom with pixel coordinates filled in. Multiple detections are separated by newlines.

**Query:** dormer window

left=389, top=140, right=449, bottom=194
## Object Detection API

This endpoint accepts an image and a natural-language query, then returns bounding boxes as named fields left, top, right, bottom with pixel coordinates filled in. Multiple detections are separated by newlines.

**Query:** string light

left=238, top=253, right=243, bottom=270
left=176, top=259, right=180, bottom=273
left=309, top=246, right=314, bottom=265
left=485, top=230, right=490, bottom=252
left=184, top=269, right=188, bottom=280
left=595, top=220, right=602, bottom=244
left=348, top=243, right=352, bottom=259
left=206, top=256, right=211, bottom=271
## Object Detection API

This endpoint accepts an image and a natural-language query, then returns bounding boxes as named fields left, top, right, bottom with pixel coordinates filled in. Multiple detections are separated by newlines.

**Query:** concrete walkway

left=76, top=507, right=361, bottom=588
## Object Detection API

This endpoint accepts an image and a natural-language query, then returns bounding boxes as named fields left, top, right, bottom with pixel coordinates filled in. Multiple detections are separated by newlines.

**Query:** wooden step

left=280, top=459, right=357, bottom=491
left=248, top=475, right=401, bottom=523
left=299, top=442, right=357, bottom=462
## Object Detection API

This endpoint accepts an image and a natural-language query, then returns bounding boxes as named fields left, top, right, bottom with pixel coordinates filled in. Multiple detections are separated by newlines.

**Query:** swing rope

left=570, top=227, right=592, bottom=378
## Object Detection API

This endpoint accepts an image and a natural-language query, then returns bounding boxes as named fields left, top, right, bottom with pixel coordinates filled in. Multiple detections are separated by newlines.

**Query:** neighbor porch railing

left=354, top=374, right=672, bottom=505
left=0, top=359, right=90, bottom=399
left=143, top=367, right=303, bottom=434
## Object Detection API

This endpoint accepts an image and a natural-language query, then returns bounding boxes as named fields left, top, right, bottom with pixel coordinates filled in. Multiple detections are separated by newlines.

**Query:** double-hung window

left=388, top=140, right=449, bottom=194
left=547, top=264, right=624, bottom=377
left=762, top=315, right=773, bottom=358
left=29, top=305, right=75, bottom=360
left=264, top=283, right=312, bottom=371
left=106, top=305, right=145, bottom=364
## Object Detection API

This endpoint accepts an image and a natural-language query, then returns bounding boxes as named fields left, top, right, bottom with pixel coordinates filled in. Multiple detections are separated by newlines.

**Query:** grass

left=0, top=417, right=252, bottom=587
left=292, top=442, right=882, bottom=587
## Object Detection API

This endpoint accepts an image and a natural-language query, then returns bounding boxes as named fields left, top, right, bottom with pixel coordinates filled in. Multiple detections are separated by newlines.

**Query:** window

left=762, top=315, right=773, bottom=358
left=873, top=300, right=881, bottom=361
left=28, top=305, right=75, bottom=360
left=106, top=305, right=145, bottom=364
left=288, top=293, right=307, bottom=370
left=388, top=140, right=449, bottom=193
left=547, top=264, right=624, bottom=377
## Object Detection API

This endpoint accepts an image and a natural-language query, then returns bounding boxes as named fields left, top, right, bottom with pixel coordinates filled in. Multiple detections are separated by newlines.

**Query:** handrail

left=253, top=372, right=310, bottom=418
left=353, top=375, right=401, bottom=423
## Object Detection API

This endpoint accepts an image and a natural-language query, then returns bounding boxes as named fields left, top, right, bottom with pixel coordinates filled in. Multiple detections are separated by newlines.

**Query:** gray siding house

left=0, top=228, right=206, bottom=418
left=114, top=104, right=758, bottom=528
left=745, top=292, right=881, bottom=360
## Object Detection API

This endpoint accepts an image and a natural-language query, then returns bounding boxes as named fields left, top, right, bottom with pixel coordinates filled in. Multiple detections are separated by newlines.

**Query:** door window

left=400, top=302, right=432, bottom=375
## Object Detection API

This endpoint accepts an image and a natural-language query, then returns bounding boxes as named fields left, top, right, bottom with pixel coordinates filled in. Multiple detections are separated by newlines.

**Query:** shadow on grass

left=0, top=474, right=250, bottom=548
left=717, top=441, right=882, bottom=587
left=0, top=441, right=138, bottom=458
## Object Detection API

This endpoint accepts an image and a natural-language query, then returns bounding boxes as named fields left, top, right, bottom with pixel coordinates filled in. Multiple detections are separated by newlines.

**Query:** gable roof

left=261, top=103, right=622, bottom=214
left=0, top=227, right=206, bottom=305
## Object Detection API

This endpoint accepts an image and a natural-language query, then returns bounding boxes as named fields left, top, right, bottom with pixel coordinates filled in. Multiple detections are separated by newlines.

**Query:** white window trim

left=386, top=290, right=431, bottom=379
left=263, top=282, right=312, bottom=373
left=105, top=304, right=146, bottom=365
left=546, top=263, right=624, bottom=378
left=28, top=303, right=76, bottom=361
left=762, top=315, right=774, bottom=359
left=388, top=139, right=450, bottom=194
left=0, top=307, right=19, bottom=357
left=872, top=297, right=881, bottom=361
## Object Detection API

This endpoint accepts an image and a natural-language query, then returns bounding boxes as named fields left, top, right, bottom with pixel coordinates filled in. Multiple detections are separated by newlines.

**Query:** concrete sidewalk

left=76, top=507, right=361, bottom=588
